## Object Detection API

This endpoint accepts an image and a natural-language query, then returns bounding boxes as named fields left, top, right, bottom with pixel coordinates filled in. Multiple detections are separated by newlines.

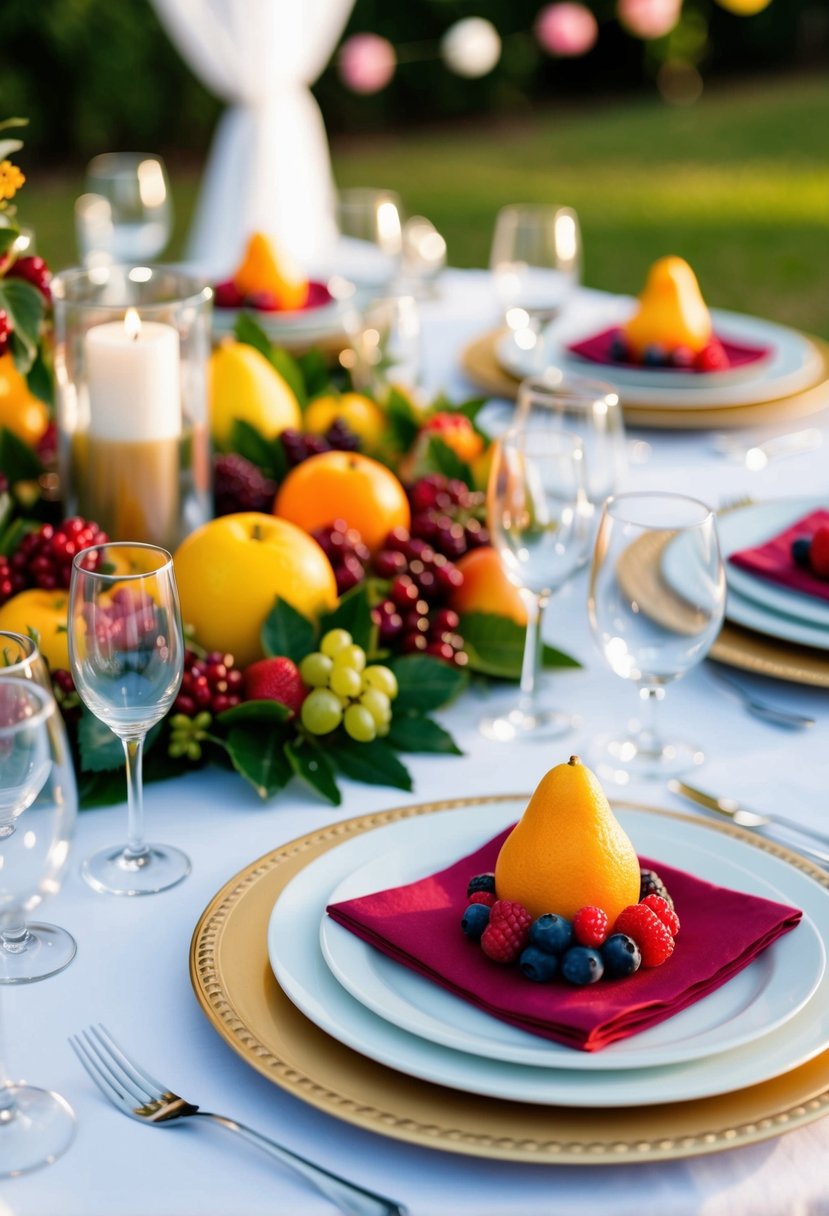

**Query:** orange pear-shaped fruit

left=622, top=256, right=712, bottom=357
left=232, top=232, right=309, bottom=310
left=495, top=756, right=640, bottom=922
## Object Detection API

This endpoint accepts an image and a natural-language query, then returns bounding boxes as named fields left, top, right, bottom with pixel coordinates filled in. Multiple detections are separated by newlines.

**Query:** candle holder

left=52, top=265, right=212, bottom=551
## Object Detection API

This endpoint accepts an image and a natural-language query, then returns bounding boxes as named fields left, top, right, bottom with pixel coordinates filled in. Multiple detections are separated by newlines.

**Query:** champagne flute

left=481, top=427, right=588, bottom=742
left=0, top=633, right=77, bottom=982
left=587, top=492, right=726, bottom=782
left=68, top=543, right=188, bottom=896
left=0, top=679, right=75, bottom=1176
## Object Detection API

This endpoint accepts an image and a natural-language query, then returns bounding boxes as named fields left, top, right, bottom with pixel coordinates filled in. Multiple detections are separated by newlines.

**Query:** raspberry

left=694, top=340, right=729, bottom=372
left=809, top=526, right=829, bottom=579
left=7, top=255, right=52, bottom=302
left=213, top=453, right=277, bottom=517
left=614, top=904, right=675, bottom=968
left=480, top=899, right=532, bottom=964
left=572, top=906, right=609, bottom=948
left=243, top=657, right=306, bottom=715
left=174, top=649, right=244, bottom=717
left=641, top=894, right=681, bottom=937
left=10, top=517, right=109, bottom=591
left=639, top=867, right=674, bottom=909
left=466, top=872, right=496, bottom=897
left=467, top=890, right=495, bottom=907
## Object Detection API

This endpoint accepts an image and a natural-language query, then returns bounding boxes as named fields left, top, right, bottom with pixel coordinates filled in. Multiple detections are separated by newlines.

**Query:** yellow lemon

left=0, top=590, right=69, bottom=670
left=209, top=341, right=301, bottom=450
left=303, top=393, right=386, bottom=450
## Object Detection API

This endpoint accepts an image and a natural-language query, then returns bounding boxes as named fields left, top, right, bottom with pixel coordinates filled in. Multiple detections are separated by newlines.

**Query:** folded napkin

left=566, top=326, right=770, bottom=373
left=729, top=509, right=829, bottom=603
left=327, top=827, right=801, bottom=1052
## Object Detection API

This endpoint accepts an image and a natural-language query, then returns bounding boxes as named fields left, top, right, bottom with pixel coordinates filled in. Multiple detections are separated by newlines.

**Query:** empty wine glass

left=490, top=203, right=581, bottom=366
left=0, top=679, right=75, bottom=1176
left=68, top=542, right=188, bottom=896
left=78, top=153, right=172, bottom=266
left=332, top=187, right=404, bottom=290
left=0, top=633, right=77, bottom=982
left=481, top=427, right=589, bottom=742
left=587, top=492, right=726, bottom=783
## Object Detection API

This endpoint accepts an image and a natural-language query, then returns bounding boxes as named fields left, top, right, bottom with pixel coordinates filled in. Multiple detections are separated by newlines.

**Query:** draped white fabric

left=151, top=0, right=355, bottom=275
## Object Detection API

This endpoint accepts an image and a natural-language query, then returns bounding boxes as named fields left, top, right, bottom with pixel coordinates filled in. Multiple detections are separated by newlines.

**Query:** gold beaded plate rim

left=189, top=796, right=829, bottom=1165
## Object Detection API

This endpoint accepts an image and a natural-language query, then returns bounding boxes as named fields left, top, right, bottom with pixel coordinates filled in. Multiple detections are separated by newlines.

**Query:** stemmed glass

left=490, top=203, right=581, bottom=365
left=481, top=427, right=589, bottom=742
left=333, top=187, right=404, bottom=290
left=0, top=633, right=77, bottom=982
left=0, top=679, right=75, bottom=1176
left=68, top=542, right=188, bottom=896
left=76, top=153, right=172, bottom=266
left=587, top=492, right=726, bottom=783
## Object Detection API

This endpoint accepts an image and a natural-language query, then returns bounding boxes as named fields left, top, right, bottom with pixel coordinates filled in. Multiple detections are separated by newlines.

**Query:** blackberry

left=791, top=537, right=812, bottom=569
left=639, top=867, right=674, bottom=909
left=213, top=453, right=276, bottom=516
left=324, top=419, right=361, bottom=453
left=466, top=872, right=496, bottom=897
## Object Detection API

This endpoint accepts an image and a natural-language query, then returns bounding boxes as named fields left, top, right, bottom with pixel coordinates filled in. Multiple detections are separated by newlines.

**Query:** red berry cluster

left=10, top=517, right=109, bottom=593
left=407, top=474, right=488, bottom=560
left=280, top=422, right=360, bottom=470
left=174, top=650, right=244, bottom=718
left=480, top=899, right=533, bottom=963
left=371, top=527, right=467, bottom=666
left=0, top=257, right=53, bottom=356
left=312, top=520, right=371, bottom=596
left=0, top=310, right=11, bottom=358
left=611, top=330, right=729, bottom=374
left=213, top=453, right=276, bottom=517
left=614, top=897, right=679, bottom=968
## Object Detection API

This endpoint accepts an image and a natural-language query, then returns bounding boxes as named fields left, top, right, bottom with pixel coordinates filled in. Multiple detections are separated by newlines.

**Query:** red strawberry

left=613, top=904, right=675, bottom=968
left=480, top=899, right=532, bottom=964
left=243, top=657, right=307, bottom=715
left=572, top=905, right=609, bottom=948
left=641, top=893, right=681, bottom=937
left=809, top=526, right=829, bottom=579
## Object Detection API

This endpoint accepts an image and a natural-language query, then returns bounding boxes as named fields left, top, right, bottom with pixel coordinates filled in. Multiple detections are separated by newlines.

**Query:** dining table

left=9, top=267, right=829, bottom=1216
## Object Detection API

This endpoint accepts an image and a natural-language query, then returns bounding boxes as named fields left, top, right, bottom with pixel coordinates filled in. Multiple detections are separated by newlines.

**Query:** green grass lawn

left=23, top=72, right=829, bottom=339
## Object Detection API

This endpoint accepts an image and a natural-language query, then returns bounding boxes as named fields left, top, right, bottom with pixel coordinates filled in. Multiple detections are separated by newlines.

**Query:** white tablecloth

left=10, top=271, right=829, bottom=1216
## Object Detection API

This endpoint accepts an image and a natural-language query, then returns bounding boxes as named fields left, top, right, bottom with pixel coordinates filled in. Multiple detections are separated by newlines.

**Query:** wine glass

left=480, top=427, right=589, bottom=742
left=0, top=632, right=77, bottom=982
left=347, top=293, right=421, bottom=398
left=587, top=492, right=726, bottom=783
left=0, top=678, right=75, bottom=1176
left=78, top=153, right=172, bottom=265
left=68, top=542, right=188, bottom=896
left=490, top=203, right=581, bottom=366
left=332, top=187, right=404, bottom=290
left=515, top=375, right=627, bottom=551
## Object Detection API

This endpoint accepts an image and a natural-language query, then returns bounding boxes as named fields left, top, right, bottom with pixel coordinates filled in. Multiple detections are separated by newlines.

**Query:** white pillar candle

left=85, top=309, right=181, bottom=441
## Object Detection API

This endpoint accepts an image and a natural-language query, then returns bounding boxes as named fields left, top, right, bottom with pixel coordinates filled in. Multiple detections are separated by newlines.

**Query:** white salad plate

left=211, top=293, right=352, bottom=344
left=496, top=299, right=821, bottom=408
left=268, top=800, right=829, bottom=1107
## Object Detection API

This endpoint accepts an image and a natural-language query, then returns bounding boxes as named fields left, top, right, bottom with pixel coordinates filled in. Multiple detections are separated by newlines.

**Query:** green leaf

left=387, top=654, right=468, bottom=713
left=77, top=712, right=162, bottom=773
left=318, top=582, right=374, bottom=651
left=0, top=428, right=43, bottom=484
left=268, top=347, right=307, bottom=408
left=25, top=347, right=54, bottom=406
left=459, top=612, right=581, bottom=680
left=0, top=229, right=19, bottom=256
left=220, top=714, right=294, bottom=799
left=383, top=386, right=420, bottom=452
left=386, top=715, right=463, bottom=755
left=78, top=767, right=126, bottom=809
left=297, top=349, right=330, bottom=399
left=227, top=418, right=280, bottom=472
left=216, top=699, right=294, bottom=728
left=284, top=737, right=341, bottom=804
left=233, top=313, right=272, bottom=359
left=260, top=598, right=316, bottom=663
left=0, top=279, right=45, bottom=374
left=327, top=736, right=413, bottom=791
left=425, top=436, right=474, bottom=488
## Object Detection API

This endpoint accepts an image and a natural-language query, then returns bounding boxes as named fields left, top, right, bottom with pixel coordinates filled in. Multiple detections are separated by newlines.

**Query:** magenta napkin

left=326, top=827, right=802, bottom=1052
left=566, top=326, right=770, bottom=373
left=729, top=509, right=829, bottom=603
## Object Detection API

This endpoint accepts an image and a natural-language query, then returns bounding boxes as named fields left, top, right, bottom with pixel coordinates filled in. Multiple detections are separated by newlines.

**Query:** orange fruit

left=173, top=513, right=337, bottom=668
left=0, top=590, right=69, bottom=670
left=303, top=393, right=386, bottom=451
left=232, top=232, right=309, bottom=311
left=209, top=341, right=301, bottom=449
left=0, top=353, right=50, bottom=446
left=495, top=756, right=640, bottom=922
left=274, top=451, right=410, bottom=552
left=449, top=547, right=528, bottom=626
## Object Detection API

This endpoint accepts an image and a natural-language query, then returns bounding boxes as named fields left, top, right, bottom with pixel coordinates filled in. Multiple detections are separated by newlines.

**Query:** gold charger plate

left=190, top=796, right=829, bottom=1165
left=461, top=329, right=829, bottom=430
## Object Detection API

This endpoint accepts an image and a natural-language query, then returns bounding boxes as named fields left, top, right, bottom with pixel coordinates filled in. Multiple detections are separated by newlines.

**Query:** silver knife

left=669, top=779, right=829, bottom=866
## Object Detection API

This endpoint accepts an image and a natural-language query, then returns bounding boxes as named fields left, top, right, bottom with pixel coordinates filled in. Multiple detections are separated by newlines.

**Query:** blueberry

left=519, top=945, right=559, bottom=983
left=466, top=872, right=496, bottom=897
left=610, top=333, right=630, bottom=362
left=461, top=902, right=491, bottom=939
left=601, top=933, right=642, bottom=979
left=792, top=537, right=812, bottom=569
left=561, top=946, right=604, bottom=986
left=528, top=913, right=573, bottom=956
left=643, top=344, right=668, bottom=367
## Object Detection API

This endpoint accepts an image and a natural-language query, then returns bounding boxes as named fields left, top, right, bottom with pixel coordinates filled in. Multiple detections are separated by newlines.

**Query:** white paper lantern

left=441, top=18, right=502, bottom=79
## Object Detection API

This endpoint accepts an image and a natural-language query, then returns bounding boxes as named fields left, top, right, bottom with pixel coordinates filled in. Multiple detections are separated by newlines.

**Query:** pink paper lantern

left=535, top=4, right=599, bottom=57
left=617, top=0, right=682, bottom=39
left=338, top=34, right=397, bottom=95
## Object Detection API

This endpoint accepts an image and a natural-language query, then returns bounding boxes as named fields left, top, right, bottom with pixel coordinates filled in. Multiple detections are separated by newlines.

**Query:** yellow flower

left=0, top=160, right=25, bottom=202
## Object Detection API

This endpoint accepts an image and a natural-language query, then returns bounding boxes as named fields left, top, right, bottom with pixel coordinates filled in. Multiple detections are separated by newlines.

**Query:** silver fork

left=709, top=668, right=816, bottom=730
left=70, top=1025, right=407, bottom=1216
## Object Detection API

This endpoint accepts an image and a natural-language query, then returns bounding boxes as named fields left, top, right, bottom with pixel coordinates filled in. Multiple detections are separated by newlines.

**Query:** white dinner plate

left=268, top=801, right=829, bottom=1107
left=718, top=498, right=829, bottom=629
left=321, top=828, right=823, bottom=1070
left=723, top=585, right=829, bottom=651
left=496, top=300, right=822, bottom=408
left=211, top=294, right=351, bottom=344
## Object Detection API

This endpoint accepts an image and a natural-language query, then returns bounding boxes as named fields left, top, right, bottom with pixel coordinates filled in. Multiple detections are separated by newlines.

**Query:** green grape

left=329, top=664, right=362, bottom=700
left=299, top=651, right=333, bottom=689
left=344, top=704, right=377, bottom=743
left=320, top=628, right=353, bottom=658
left=360, top=688, right=392, bottom=726
left=300, top=688, right=343, bottom=735
left=332, top=643, right=366, bottom=673
left=362, top=665, right=398, bottom=699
